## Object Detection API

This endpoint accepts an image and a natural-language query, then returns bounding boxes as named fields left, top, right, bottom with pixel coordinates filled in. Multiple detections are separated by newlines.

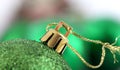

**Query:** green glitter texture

left=0, top=39, right=71, bottom=70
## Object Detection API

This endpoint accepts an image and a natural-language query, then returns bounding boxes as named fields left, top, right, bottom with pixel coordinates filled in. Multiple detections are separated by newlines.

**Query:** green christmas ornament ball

left=0, top=39, right=71, bottom=70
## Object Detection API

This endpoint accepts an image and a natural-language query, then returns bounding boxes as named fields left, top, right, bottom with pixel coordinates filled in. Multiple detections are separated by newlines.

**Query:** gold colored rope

left=67, top=43, right=105, bottom=69
left=46, top=23, right=57, bottom=31
left=46, top=23, right=120, bottom=69
left=70, top=31, right=120, bottom=68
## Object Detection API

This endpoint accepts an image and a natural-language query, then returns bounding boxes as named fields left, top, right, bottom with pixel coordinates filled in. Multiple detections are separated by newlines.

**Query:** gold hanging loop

left=42, top=21, right=120, bottom=69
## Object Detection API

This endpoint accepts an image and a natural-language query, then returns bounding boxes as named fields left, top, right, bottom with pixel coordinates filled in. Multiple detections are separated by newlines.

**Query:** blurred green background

left=1, top=18, right=120, bottom=70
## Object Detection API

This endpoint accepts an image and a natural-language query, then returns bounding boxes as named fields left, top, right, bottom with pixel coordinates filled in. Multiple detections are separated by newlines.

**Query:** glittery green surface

left=0, top=39, right=71, bottom=70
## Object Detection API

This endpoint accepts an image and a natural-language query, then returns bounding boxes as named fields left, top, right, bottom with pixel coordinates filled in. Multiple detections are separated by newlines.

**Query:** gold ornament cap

left=41, top=22, right=72, bottom=54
